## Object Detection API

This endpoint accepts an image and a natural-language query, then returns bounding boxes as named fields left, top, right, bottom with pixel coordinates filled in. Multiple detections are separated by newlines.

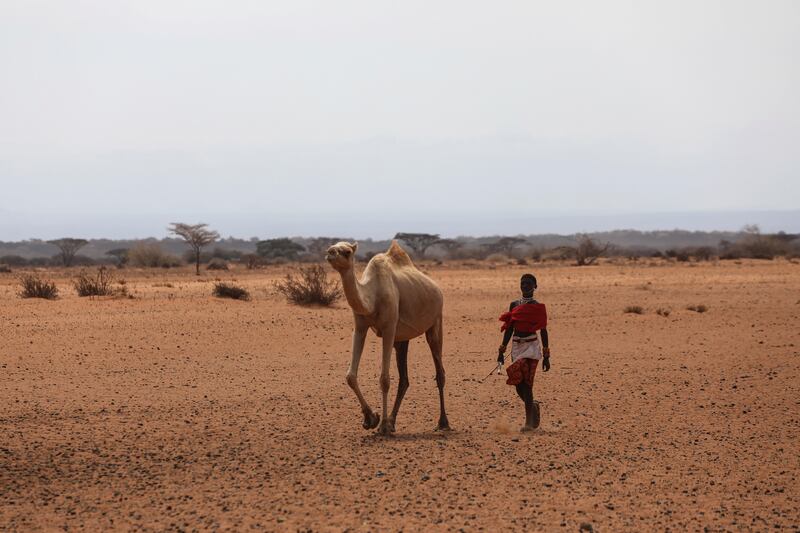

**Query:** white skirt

left=511, top=335, right=543, bottom=362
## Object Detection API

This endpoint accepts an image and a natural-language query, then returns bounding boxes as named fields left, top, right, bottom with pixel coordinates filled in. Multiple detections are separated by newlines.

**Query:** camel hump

left=386, top=240, right=413, bottom=266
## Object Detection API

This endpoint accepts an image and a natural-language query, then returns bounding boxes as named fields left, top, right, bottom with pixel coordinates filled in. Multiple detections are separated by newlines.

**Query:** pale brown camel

left=326, top=240, right=450, bottom=435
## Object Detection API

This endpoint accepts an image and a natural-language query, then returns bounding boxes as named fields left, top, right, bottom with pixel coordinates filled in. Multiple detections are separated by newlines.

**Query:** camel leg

left=388, top=340, right=410, bottom=433
left=425, top=316, right=451, bottom=431
left=377, top=327, right=396, bottom=436
left=346, top=325, right=379, bottom=430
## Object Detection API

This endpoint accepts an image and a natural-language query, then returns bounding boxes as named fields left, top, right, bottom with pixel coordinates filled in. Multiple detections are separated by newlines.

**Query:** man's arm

left=541, top=327, right=551, bottom=371
left=498, top=301, right=517, bottom=362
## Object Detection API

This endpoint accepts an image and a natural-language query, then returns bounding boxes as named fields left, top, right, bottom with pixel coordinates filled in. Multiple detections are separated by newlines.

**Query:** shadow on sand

left=359, top=429, right=460, bottom=445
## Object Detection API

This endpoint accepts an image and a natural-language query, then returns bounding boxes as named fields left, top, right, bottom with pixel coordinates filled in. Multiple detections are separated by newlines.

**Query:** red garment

left=506, top=358, right=539, bottom=386
left=499, top=303, right=547, bottom=333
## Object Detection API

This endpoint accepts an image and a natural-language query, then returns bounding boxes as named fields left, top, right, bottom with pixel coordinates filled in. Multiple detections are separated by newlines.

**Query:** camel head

left=326, top=241, right=358, bottom=271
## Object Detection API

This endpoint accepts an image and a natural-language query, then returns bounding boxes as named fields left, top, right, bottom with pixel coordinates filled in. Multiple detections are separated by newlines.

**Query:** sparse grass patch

left=73, top=267, right=118, bottom=297
left=275, top=264, right=342, bottom=306
left=212, top=281, right=250, bottom=300
left=656, top=308, right=671, bottom=317
left=624, top=305, right=644, bottom=314
left=687, top=304, right=708, bottom=313
left=19, top=274, right=58, bottom=299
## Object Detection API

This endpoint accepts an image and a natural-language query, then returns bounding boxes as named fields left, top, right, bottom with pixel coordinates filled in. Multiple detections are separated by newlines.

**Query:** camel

left=326, top=240, right=450, bottom=436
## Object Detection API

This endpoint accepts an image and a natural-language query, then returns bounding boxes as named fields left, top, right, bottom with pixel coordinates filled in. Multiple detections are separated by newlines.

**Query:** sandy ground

left=1, top=259, right=799, bottom=532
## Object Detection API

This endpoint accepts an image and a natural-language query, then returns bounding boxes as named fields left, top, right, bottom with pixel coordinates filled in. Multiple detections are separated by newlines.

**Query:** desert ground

left=1, top=259, right=798, bottom=532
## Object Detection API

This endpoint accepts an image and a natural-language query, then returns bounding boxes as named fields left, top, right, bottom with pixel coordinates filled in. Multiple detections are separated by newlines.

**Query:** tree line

left=1, top=225, right=798, bottom=272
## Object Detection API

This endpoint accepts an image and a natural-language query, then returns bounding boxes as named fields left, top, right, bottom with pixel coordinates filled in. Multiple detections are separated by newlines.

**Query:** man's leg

left=518, top=383, right=534, bottom=431
left=521, top=360, right=540, bottom=431
left=514, top=383, right=526, bottom=401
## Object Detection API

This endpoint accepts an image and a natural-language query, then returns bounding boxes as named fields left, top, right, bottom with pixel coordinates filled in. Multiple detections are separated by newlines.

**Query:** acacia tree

left=168, top=223, right=220, bottom=275
left=256, top=238, right=305, bottom=261
left=307, top=237, right=351, bottom=256
left=394, top=232, right=441, bottom=258
left=106, top=248, right=129, bottom=267
left=435, top=238, right=463, bottom=259
left=495, top=236, right=527, bottom=257
left=48, top=238, right=89, bottom=267
left=575, top=234, right=609, bottom=266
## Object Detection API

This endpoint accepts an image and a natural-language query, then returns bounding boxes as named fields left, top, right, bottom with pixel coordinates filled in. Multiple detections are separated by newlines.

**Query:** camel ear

left=350, top=242, right=358, bottom=253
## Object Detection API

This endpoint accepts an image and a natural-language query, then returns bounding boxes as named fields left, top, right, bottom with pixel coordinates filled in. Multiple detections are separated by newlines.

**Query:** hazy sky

left=1, top=1, right=798, bottom=239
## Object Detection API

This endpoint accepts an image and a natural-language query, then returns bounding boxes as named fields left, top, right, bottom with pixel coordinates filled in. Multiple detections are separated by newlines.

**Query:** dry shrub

left=275, top=264, right=342, bottom=306
left=690, top=246, right=715, bottom=261
left=687, top=304, right=708, bottom=313
left=485, top=253, right=510, bottom=263
left=242, top=254, right=263, bottom=270
left=624, top=305, right=644, bottom=314
left=544, top=246, right=577, bottom=261
left=0, top=264, right=11, bottom=273
left=576, top=235, right=609, bottom=266
left=73, top=267, right=119, bottom=297
left=656, top=308, right=671, bottom=317
left=128, top=243, right=182, bottom=268
left=0, top=255, right=27, bottom=266
left=206, top=258, right=229, bottom=270
left=19, top=274, right=58, bottom=299
left=212, top=282, right=250, bottom=301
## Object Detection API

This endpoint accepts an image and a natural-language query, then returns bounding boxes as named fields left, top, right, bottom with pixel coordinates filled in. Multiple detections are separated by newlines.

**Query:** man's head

left=520, top=273, right=537, bottom=295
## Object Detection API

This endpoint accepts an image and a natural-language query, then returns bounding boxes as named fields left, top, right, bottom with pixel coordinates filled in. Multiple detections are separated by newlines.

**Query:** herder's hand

left=497, top=345, right=506, bottom=365
left=542, top=356, right=551, bottom=372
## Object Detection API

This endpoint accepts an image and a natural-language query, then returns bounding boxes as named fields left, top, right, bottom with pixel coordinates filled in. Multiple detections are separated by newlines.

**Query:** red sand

left=1, top=260, right=798, bottom=531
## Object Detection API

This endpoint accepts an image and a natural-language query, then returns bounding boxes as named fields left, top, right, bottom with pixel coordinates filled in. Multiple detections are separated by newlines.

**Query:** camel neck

left=340, top=266, right=371, bottom=315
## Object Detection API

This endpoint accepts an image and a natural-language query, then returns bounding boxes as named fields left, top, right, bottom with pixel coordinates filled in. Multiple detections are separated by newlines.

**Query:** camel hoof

left=362, top=411, right=380, bottom=430
left=377, top=419, right=393, bottom=436
left=435, top=417, right=451, bottom=432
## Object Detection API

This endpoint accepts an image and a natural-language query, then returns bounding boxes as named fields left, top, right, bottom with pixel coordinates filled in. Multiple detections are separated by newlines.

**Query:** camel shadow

left=359, top=429, right=461, bottom=445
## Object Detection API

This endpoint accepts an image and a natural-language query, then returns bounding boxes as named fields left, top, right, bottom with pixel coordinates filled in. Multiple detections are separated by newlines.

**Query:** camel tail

left=387, top=240, right=414, bottom=266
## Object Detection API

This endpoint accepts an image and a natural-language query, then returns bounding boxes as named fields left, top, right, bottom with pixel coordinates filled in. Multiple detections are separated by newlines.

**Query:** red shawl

left=499, top=303, right=547, bottom=333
